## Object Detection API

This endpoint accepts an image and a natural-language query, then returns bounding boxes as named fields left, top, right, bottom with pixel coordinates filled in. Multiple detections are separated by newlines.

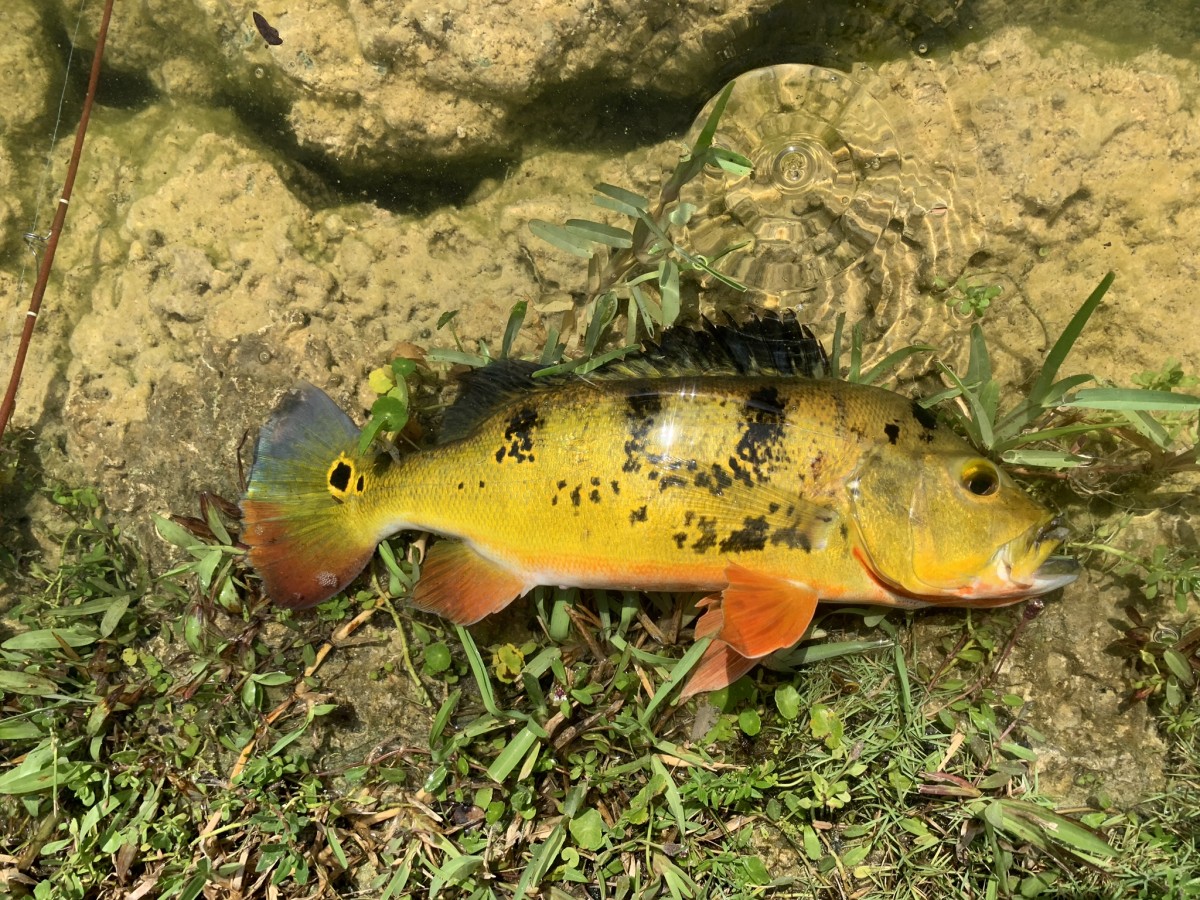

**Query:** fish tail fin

left=241, top=383, right=389, bottom=608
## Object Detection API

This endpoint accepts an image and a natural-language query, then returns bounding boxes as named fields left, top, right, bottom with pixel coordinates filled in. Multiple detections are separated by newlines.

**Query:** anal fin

left=411, top=541, right=526, bottom=625
left=718, top=564, right=819, bottom=660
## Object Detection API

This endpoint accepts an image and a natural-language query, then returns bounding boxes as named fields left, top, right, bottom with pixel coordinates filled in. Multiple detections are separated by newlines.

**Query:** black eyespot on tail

left=329, top=461, right=351, bottom=491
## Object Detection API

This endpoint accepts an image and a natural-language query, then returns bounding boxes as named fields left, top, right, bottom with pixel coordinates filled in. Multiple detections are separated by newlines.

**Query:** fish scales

left=384, top=376, right=922, bottom=599
left=241, top=316, right=1079, bottom=696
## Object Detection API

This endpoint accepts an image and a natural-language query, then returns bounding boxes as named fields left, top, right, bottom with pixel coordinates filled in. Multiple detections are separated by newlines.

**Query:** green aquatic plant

left=933, top=274, right=1004, bottom=318
left=530, top=81, right=752, bottom=353
left=927, top=272, right=1200, bottom=473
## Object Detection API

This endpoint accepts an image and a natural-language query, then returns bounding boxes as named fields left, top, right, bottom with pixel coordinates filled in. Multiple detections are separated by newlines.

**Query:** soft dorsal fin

left=438, top=312, right=830, bottom=443
left=439, top=359, right=545, bottom=444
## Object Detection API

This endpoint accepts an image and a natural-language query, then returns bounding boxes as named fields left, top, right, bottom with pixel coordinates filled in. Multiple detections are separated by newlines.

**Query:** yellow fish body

left=241, top=318, right=1077, bottom=696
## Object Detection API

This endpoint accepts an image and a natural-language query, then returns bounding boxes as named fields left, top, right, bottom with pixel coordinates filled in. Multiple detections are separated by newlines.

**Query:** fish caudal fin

left=679, top=569, right=819, bottom=698
left=411, top=540, right=526, bottom=625
left=241, top=384, right=384, bottom=608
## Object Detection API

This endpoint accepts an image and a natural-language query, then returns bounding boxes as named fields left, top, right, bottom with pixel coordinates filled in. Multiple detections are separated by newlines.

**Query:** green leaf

left=1000, top=448, right=1092, bottom=468
left=154, top=514, right=202, bottom=551
left=1026, top=271, right=1114, bottom=409
left=424, top=348, right=491, bottom=368
left=738, top=708, right=762, bottom=736
left=708, top=146, right=753, bottom=176
left=583, top=293, right=618, bottom=356
left=570, top=808, right=606, bottom=851
left=530, top=219, right=594, bottom=258
left=659, top=259, right=680, bottom=326
left=565, top=219, right=634, bottom=249
left=0, top=671, right=59, bottom=696
left=857, top=344, right=936, bottom=386
left=2, top=627, right=100, bottom=650
left=1163, top=648, right=1194, bottom=684
left=501, top=300, right=527, bottom=359
left=694, top=80, right=736, bottom=154
left=1060, top=388, right=1200, bottom=411
left=774, top=684, right=801, bottom=720
left=593, top=182, right=649, bottom=213
left=428, top=854, right=485, bottom=897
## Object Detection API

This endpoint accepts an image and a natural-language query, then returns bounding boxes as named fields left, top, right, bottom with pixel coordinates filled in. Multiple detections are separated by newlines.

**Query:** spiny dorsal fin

left=608, top=311, right=830, bottom=380
left=438, top=312, right=830, bottom=443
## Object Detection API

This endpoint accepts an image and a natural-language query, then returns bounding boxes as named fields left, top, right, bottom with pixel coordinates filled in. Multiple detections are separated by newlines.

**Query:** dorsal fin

left=439, top=359, right=543, bottom=444
left=605, top=311, right=830, bottom=379
left=438, top=312, right=830, bottom=443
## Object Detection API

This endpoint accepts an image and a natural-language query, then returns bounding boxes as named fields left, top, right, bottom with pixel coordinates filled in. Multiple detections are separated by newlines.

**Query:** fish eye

left=960, top=459, right=1000, bottom=497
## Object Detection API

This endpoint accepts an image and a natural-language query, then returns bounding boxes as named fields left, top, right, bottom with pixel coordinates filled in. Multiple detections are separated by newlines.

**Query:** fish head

left=848, top=447, right=1078, bottom=603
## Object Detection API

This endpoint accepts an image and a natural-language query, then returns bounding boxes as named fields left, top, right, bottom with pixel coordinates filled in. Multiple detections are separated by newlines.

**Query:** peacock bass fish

left=240, top=316, right=1078, bottom=697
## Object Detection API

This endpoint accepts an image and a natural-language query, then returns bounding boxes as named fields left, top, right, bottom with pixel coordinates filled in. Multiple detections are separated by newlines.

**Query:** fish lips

left=1006, top=516, right=1080, bottom=595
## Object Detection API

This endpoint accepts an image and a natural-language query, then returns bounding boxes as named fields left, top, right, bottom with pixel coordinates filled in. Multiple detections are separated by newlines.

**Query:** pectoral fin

left=411, top=541, right=526, bottom=625
left=717, top=564, right=819, bottom=659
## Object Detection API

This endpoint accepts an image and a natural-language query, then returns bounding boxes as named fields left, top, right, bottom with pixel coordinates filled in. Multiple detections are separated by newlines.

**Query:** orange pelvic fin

left=679, top=638, right=756, bottom=700
left=717, top=564, right=819, bottom=660
left=411, top=540, right=526, bottom=625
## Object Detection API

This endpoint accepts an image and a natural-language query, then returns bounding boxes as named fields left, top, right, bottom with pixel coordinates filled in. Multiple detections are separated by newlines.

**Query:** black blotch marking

left=768, top=502, right=780, bottom=514
left=590, top=476, right=601, bottom=486
left=720, top=515, right=770, bottom=553
left=770, top=527, right=812, bottom=552
left=329, top=462, right=351, bottom=492
left=912, top=401, right=938, bottom=431
left=551, top=496, right=558, bottom=506
left=557, top=479, right=568, bottom=490
left=884, top=422, right=900, bottom=445
left=498, top=406, right=541, bottom=464
left=746, top=385, right=786, bottom=419
left=629, top=505, right=648, bottom=524
left=252, top=11, right=283, bottom=45
left=839, top=523, right=849, bottom=540
left=356, top=475, right=365, bottom=492
left=659, top=474, right=688, bottom=492
left=589, top=489, right=601, bottom=503
left=673, top=532, right=688, bottom=549
left=622, top=391, right=662, bottom=473
left=734, top=386, right=790, bottom=483
left=627, top=393, right=662, bottom=419
left=457, top=481, right=464, bottom=490
left=691, top=516, right=718, bottom=554
left=610, top=480, right=620, bottom=495
left=727, top=457, right=753, bottom=488
left=479, top=480, right=486, bottom=489
left=648, top=471, right=659, bottom=481
left=683, top=510, right=695, bottom=527
left=570, top=485, right=582, bottom=507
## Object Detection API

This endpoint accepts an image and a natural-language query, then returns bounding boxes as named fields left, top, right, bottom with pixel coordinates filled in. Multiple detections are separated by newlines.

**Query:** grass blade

left=1026, top=271, right=1113, bottom=408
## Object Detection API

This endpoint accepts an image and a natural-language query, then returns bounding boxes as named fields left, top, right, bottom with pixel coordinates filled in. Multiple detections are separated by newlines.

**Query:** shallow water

left=1, top=0, right=1197, bottom=815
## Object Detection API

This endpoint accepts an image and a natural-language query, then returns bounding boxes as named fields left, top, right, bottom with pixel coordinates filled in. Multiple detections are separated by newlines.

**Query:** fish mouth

left=1005, top=516, right=1080, bottom=595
